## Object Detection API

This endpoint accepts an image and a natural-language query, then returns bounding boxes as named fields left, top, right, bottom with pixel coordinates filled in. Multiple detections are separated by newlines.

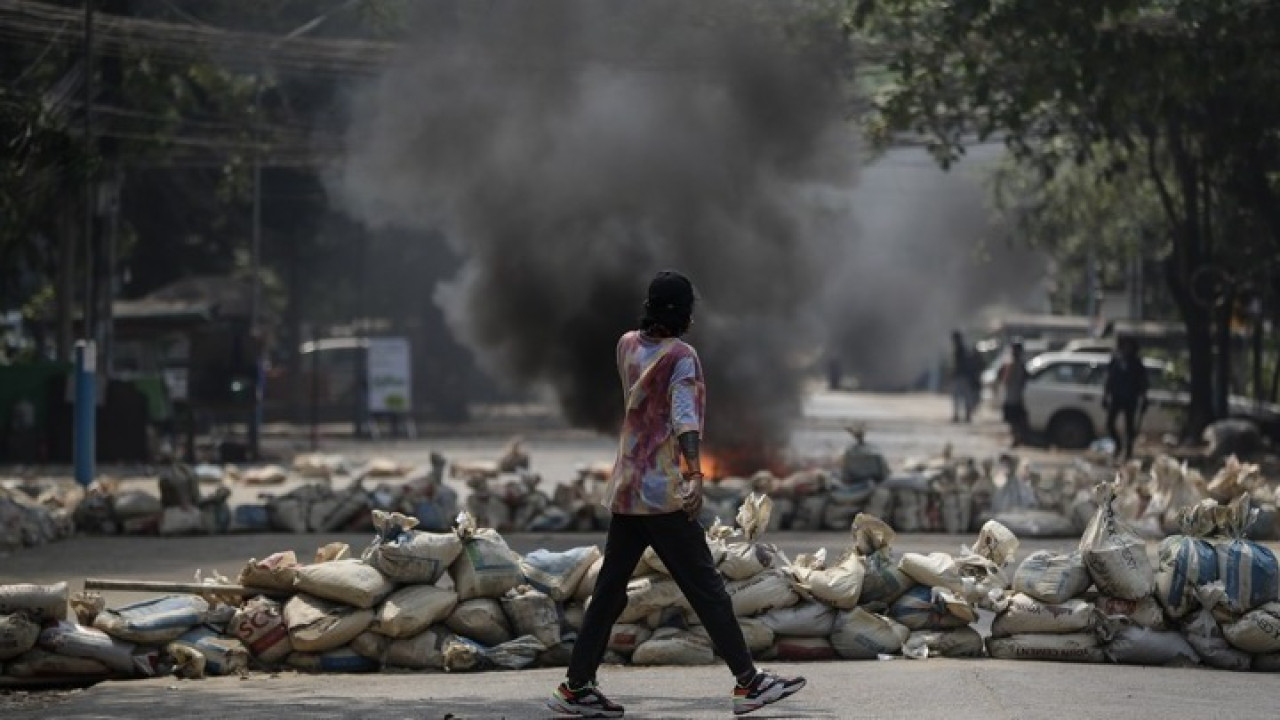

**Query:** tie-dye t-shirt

left=604, top=330, right=705, bottom=515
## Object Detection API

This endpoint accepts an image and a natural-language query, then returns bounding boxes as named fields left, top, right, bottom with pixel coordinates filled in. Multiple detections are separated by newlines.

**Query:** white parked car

left=1018, top=351, right=1280, bottom=448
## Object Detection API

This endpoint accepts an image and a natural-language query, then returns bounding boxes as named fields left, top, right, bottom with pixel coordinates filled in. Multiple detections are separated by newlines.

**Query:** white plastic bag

left=373, top=585, right=458, bottom=638
left=1079, top=480, right=1156, bottom=600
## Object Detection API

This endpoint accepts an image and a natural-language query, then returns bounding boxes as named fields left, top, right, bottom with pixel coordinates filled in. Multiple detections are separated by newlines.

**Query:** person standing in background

left=998, top=339, right=1030, bottom=447
left=1103, top=337, right=1149, bottom=460
left=951, top=331, right=979, bottom=423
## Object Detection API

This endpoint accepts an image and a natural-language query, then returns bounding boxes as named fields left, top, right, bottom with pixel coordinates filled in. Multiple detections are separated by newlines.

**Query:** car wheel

left=1048, top=411, right=1094, bottom=449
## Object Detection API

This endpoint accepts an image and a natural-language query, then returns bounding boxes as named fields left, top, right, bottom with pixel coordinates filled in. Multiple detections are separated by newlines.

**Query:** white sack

left=829, top=608, right=910, bottom=659
left=726, top=569, right=800, bottom=617
left=93, top=595, right=209, bottom=645
left=445, top=598, right=513, bottom=647
left=574, top=557, right=604, bottom=602
left=1094, top=595, right=1167, bottom=630
left=759, top=601, right=836, bottom=637
left=520, top=546, right=602, bottom=602
left=889, top=585, right=976, bottom=631
left=619, top=578, right=693, bottom=624
left=1223, top=602, right=1280, bottom=654
left=990, top=594, right=1093, bottom=637
left=286, top=647, right=379, bottom=673
left=773, top=635, right=837, bottom=661
left=350, top=631, right=389, bottom=662
left=853, top=514, right=912, bottom=605
left=284, top=594, right=374, bottom=653
left=172, top=627, right=250, bottom=676
left=1012, top=551, right=1091, bottom=605
left=293, top=559, right=396, bottom=610
left=606, top=623, right=652, bottom=656
left=231, top=596, right=292, bottom=663
left=719, top=493, right=779, bottom=580
left=4, top=648, right=112, bottom=678
left=386, top=625, right=453, bottom=669
left=238, top=551, right=301, bottom=592
left=450, top=512, right=523, bottom=600
left=37, top=621, right=154, bottom=676
left=792, top=552, right=865, bottom=609
left=1079, top=481, right=1156, bottom=600
left=1153, top=535, right=1219, bottom=618
left=1104, top=625, right=1200, bottom=666
left=373, top=585, right=458, bottom=638
left=903, top=627, right=985, bottom=659
left=501, top=585, right=561, bottom=648
left=631, top=627, right=715, bottom=666
left=986, top=633, right=1105, bottom=663
left=1183, top=584, right=1251, bottom=671
left=363, top=510, right=463, bottom=584
left=737, top=617, right=775, bottom=654
left=0, top=613, right=40, bottom=661
left=0, top=582, right=68, bottom=621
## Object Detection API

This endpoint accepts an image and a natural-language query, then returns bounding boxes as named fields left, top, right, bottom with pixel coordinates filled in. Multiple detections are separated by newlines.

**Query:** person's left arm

left=670, top=353, right=706, bottom=517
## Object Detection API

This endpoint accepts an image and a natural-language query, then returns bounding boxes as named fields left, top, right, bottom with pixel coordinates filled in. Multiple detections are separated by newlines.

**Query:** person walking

left=1103, top=337, right=1149, bottom=460
left=998, top=339, right=1030, bottom=447
left=547, top=270, right=806, bottom=718
left=951, top=331, right=979, bottom=422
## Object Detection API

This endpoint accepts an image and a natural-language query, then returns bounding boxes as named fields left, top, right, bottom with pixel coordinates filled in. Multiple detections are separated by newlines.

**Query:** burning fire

left=699, top=445, right=791, bottom=481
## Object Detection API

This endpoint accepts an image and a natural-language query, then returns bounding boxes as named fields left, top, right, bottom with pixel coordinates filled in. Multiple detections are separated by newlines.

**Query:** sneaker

left=732, top=670, right=807, bottom=716
left=547, top=681, right=625, bottom=718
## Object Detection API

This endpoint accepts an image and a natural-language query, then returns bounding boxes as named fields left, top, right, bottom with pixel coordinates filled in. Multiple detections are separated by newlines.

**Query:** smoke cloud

left=335, top=1, right=856, bottom=466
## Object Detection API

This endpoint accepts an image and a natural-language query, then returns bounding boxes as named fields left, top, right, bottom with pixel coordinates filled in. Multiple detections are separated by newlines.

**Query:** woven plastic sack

left=719, top=494, right=780, bottom=580
left=903, top=627, right=984, bottom=659
left=986, top=633, right=1104, bottom=663
left=363, top=510, right=463, bottom=584
left=1012, top=551, right=1090, bottom=605
left=520, top=546, right=601, bottom=602
left=450, top=512, right=523, bottom=600
left=1183, top=583, right=1252, bottom=671
left=231, top=596, right=292, bottom=663
left=1079, top=480, right=1155, bottom=600
left=0, top=582, right=69, bottom=621
left=94, top=595, right=209, bottom=645
left=445, top=599, right=513, bottom=647
left=990, top=594, right=1093, bottom=637
left=293, top=559, right=396, bottom=610
left=500, top=585, right=561, bottom=648
left=284, top=594, right=374, bottom=653
left=238, top=551, right=301, bottom=592
left=1212, top=494, right=1279, bottom=613
left=829, top=608, right=909, bottom=659
left=373, top=585, right=458, bottom=638
left=287, top=647, right=379, bottom=673
left=0, top=613, right=40, bottom=661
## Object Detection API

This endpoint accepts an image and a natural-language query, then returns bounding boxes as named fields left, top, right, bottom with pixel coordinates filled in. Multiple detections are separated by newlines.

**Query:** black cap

left=646, top=270, right=695, bottom=311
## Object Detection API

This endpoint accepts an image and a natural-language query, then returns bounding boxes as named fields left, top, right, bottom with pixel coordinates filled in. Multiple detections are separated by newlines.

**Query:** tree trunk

left=1165, top=256, right=1214, bottom=437
left=1213, top=288, right=1234, bottom=419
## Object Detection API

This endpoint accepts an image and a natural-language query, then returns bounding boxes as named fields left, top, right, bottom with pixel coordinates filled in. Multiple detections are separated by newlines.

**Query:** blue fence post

left=74, top=340, right=96, bottom=487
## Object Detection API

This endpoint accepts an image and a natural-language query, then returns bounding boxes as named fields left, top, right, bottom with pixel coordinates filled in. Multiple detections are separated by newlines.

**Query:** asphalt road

left=6, top=390, right=1276, bottom=719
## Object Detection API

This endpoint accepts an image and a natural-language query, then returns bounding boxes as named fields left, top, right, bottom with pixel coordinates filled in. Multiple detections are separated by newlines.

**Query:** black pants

left=566, top=511, right=755, bottom=684
left=1107, top=402, right=1138, bottom=458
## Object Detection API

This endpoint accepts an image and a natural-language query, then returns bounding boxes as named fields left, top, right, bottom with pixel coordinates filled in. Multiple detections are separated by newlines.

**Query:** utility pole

left=82, top=0, right=95, bottom=345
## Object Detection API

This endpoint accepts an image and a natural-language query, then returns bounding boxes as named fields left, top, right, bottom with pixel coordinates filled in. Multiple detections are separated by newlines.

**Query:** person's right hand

left=679, top=472, right=704, bottom=519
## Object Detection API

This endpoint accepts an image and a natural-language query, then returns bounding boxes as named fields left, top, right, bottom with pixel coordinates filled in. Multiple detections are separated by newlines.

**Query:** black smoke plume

left=336, top=1, right=857, bottom=470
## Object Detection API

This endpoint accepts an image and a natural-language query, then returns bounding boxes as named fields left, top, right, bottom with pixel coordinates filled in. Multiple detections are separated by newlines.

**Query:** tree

left=850, top=0, right=1280, bottom=435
